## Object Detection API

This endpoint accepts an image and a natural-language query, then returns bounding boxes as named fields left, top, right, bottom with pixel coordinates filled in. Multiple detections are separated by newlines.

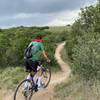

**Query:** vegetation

left=0, top=26, right=70, bottom=90
left=0, top=26, right=70, bottom=69
left=66, top=0, right=100, bottom=80
left=1, top=1, right=100, bottom=99
left=54, top=75, right=100, bottom=100
left=55, top=0, right=100, bottom=100
left=0, top=66, right=27, bottom=90
left=60, top=44, right=69, bottom=63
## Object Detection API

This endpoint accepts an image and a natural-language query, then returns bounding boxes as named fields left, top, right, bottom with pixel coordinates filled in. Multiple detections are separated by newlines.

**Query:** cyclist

left=24, top=35, right=50, bottom=89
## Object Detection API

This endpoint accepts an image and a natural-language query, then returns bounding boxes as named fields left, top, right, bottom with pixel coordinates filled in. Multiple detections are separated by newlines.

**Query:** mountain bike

left=13, top=60, right=51, bottom=100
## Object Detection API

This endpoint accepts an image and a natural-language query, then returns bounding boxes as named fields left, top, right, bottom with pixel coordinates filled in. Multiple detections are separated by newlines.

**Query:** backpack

left=24, top=43, right=34, bottom=59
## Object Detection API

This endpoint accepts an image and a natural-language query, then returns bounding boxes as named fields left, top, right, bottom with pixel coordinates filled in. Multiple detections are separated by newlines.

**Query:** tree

left=0, top=34, right=11, bottom=67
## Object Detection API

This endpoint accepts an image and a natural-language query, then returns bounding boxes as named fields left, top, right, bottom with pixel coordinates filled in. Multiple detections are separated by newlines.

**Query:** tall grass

left=54, top=75, right=100, bottom=100
left=0, top=66, right=27, bottom=90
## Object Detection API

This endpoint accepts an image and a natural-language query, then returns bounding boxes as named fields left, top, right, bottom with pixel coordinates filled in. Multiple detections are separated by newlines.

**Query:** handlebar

left=37, top=59, right=51, bottom=64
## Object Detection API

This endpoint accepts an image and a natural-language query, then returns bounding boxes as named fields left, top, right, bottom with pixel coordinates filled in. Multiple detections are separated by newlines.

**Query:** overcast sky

left=0, top=0, right=97, bottom=28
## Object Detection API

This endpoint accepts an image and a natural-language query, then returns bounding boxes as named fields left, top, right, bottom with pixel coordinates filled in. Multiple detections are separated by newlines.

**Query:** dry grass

left=54, top=75, right=100, bottom=100
left=0, top=66, right=27, bottom=90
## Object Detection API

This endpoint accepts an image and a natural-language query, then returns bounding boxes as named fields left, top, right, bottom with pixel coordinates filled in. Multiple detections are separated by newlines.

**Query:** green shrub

left=0, top=26, right=70, bottom=71
left=0, top=34, right=11, bottom=67
left=71, top=31, right=100, bottom=79
left=66, top=1, right=100, bottom=79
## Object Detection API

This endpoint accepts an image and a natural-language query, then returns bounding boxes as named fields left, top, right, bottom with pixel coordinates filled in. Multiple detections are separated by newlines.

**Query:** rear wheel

left=14, top=79, right=34, bottom=100
left=41, top=67, right=51, bottom=88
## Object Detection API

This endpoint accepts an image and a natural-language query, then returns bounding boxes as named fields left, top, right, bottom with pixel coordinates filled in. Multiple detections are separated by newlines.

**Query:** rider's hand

left=47, top=59, right=51, bottom=63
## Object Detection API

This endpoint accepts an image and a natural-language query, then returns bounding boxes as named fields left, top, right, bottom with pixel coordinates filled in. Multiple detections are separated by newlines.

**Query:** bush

left=0, top=26, right=69, bottom=70
left=71, top=31, right=100, bottom=79
left=0, top=34, right=11, bottom=67
left=66, top=1, right=100, bottom=79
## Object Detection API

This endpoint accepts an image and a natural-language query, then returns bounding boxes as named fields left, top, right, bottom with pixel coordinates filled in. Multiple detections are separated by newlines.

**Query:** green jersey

left=24, top=41, right=44, bottom=61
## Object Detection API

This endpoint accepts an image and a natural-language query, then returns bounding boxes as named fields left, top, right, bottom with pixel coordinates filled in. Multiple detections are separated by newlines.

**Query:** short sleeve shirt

left=24, top=41, right=44, bottom=61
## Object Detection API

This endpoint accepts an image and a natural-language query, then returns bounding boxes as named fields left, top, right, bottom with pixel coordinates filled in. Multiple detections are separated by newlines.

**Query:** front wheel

left=14, top=79, right=34, bottom=100
left=41, top=67, right=51, bottom=88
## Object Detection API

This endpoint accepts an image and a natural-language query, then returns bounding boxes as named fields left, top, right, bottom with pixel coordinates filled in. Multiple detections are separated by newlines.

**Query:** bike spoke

left=14, top=79, right=33, bottom=100
left=41, top=68, right=51, bottom=88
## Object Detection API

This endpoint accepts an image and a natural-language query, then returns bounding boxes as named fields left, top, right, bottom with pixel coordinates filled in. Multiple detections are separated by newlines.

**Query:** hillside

left=0, top=26, right=70, bottom=69
left=54, top=1, right=100, bottom=100
left=0, top=26, right=71, bottom=100
left=0, top=42, right=71, bottom=100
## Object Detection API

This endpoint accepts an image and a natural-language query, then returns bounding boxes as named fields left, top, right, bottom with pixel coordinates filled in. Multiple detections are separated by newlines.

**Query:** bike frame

left=14, top=60, right=51, bottom=100
left=31, top=70, right=38, bottom=87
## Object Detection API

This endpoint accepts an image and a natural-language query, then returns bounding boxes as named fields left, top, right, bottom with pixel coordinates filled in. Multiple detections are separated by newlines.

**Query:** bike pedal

left=35, top=85, right=38, bottom=92
left=35, top=88, right=38, bottom=92
left=34, top=85, right=38, bottom=92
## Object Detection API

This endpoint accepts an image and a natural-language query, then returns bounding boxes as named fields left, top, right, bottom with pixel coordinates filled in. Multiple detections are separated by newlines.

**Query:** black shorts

left=24, top=59, right=39, bottom=72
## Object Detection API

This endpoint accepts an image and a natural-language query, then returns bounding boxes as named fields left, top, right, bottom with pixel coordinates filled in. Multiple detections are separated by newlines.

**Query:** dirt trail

left=2, top=42, right=71, bottom=100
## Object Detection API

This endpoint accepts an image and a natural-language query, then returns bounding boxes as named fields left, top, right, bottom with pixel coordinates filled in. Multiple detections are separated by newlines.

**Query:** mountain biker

left=24, top=35, right=50, bottom=89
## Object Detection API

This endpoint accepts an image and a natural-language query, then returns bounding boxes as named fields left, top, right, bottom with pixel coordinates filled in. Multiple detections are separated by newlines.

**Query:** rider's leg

left=27, top=70, right=34, bottom=80
left=38, top=67, right=42, bottom=76
left=24, top=70, right=34, bottom=89
left=38, top=68, right=43, bottom=88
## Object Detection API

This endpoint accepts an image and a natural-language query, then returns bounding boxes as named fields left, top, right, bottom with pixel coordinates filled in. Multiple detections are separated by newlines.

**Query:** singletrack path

left=3, top=42, right=71, bottom=100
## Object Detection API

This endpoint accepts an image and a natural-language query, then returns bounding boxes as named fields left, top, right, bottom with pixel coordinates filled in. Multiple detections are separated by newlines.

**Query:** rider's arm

left=41, top=50, right=50, bottom=62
